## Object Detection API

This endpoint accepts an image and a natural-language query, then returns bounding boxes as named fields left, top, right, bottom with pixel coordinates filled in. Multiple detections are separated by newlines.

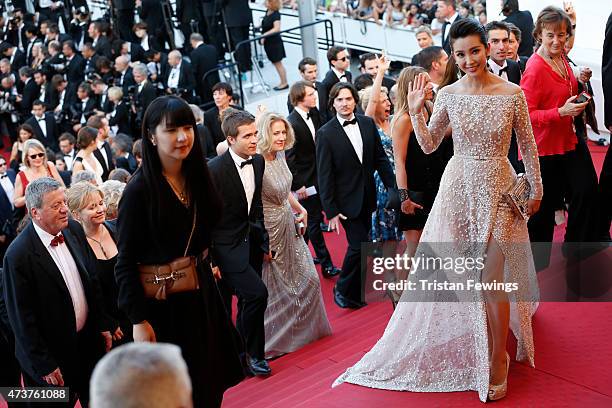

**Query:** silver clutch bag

left=503, top=173, right=531, bottom=220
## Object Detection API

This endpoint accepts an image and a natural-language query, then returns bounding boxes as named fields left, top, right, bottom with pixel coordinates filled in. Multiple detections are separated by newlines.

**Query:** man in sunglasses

left=322, top=46, right=353, bottom=120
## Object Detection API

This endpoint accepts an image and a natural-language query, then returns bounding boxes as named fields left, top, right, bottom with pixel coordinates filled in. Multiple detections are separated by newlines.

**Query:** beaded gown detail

left=262, top=152, right=332, bottom=359
left=333, top=91, right=543, bottom=402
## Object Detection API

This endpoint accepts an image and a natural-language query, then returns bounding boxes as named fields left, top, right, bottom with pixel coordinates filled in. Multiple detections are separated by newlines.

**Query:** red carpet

left=0, top=142, right=609, bottom=408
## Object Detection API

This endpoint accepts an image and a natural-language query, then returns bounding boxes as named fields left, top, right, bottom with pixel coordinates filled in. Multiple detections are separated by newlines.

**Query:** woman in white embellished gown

left=334, top=19, right=543, bottom=402
left=257, top=111, right=332, bottom=359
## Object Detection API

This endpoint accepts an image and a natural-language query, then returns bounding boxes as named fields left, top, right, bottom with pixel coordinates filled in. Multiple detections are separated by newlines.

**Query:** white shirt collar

left=337, top=113, right=356, bottom=125
left=97, top=139, right=105, bottom=150
left=488, top=58, right=508, bottom=75
left=331, top=66, right=346, bottom=80
left=295, top=106, right=310, bottom=120
left=447, top=12, right=459, bottom=24
left=228, top=147, right=251, bottom=168
left=33, top=221, right=60, bottom=249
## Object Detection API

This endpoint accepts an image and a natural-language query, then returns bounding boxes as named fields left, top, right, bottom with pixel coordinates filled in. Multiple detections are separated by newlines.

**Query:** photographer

left=162, top=50, right=195, bottom=102
left=144, top=49, right=168, bottom=91
left=0, top=76, right=20, bottom=144
left=69, top=6, right=92, bottom=51
left=70, top=81, right=96, bottom=133
left=50, top=74, right=76, bottom=133
left=130, top=62, right=156, bottom=136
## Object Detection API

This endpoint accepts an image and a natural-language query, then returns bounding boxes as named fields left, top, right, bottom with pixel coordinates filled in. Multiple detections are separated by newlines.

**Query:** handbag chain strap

left=183, top=203, right=197, bottom=258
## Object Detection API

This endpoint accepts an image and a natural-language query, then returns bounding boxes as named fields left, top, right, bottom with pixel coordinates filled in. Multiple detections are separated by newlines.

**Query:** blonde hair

left=22, top=139, right=46, bottom=168
left=108, top=86, right=123, bottom=101
left=100, top=180, right=125, bottom=220
left=66, top=181, right=104, bottom=218
left=256, top=112, right=295, bottom=154
left=359, top=85, right=389, bottom=112
left=391, top=66, right=427, bottom=128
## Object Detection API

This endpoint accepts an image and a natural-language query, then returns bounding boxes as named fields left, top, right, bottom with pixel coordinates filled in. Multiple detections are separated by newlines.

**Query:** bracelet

left=399, top=189, right=410, bottom=202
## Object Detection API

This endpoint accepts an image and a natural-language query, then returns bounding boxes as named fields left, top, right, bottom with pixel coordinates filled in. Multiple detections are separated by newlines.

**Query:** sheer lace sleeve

left=409, top=92, right=450, bottom=154
left=513, top=92, right=543, bottom=200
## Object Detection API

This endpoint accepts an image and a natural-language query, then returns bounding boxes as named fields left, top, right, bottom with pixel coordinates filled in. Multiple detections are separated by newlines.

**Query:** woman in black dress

left=114, top=96, right=244, bottom=407
left=260, top=0, right=288, bottom=90
left=389, top=66, right=446, bottom=306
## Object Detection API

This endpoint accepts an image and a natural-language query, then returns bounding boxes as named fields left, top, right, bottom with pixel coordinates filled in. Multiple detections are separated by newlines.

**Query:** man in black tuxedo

left=58, top=133, right=78, bottom=171
left=92, top=79, right=112, bottom=113
left=18, top=66, right=39, bottom=118
left=51, top=75, right=77, bottom=133
left=0, top=43, right=26, bottom=71
left=33, top=70, right=53, bottom=108
left=223, top=0, right=253, bottom=73
left=115, top=55, right=136, bottom=94
left=316, top=83, right=395, bottom=308
left=204, top=82, right=239, bottom=147
left=2, top=177, right=112, bottom=407
left=87, top=115, right=115, bottom=181
left=507, top=23, right=529, bottom=73
left=502, top=0, right=534, bottom=58
left=71, top=82, right=97, bottom=132
left=208, top=109, right=271, bottom=377
left=163, top=50, right=196, bottom=101
left=485, top=21, right=524, bottom=173
left=69, top=8, right=92, bottom=51
left=287, top=57, right=329, bottom=123
left=438, top=0, right=462, bottom=55
left=133, top=63, right=158, bottom=115
left=82, top=43, right=99, bottom=76
left=62, top=41, right=86, bottom=87
left=321, top=46, right=353, bottom=121
left=88, top=22, right=113, bottom=59
left=286, top=81, right=340, bottom=278
left=189, top=33, right=219, bottom=104
left=25, top=100, right=60, bottom=152
left=0, top=157, right=16, bottom=259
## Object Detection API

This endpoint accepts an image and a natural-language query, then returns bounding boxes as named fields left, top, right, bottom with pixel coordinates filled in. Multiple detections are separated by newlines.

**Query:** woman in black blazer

left=114, top=96, right=244, bottom=407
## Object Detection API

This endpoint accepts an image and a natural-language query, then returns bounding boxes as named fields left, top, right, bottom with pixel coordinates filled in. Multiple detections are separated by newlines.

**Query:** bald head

left=115, top=55, right=129, bottom=72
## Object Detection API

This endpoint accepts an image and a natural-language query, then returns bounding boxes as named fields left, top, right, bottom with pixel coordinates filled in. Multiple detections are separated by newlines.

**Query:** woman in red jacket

left=520, top=6, right=599, bottom=271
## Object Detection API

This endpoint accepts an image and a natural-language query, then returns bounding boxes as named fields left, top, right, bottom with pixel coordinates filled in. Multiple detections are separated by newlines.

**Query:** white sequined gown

left=262, top=152, right=332, bottom=359
left=333, top=91, right=543, bottom=402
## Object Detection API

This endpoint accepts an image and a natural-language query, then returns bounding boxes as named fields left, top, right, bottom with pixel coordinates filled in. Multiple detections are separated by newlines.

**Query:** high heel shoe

left=488, top=352, right=510, bottom=401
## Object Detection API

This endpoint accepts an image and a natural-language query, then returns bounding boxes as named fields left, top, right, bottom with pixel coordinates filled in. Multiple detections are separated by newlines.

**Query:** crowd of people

left=0, top=0, right=610, bottom=407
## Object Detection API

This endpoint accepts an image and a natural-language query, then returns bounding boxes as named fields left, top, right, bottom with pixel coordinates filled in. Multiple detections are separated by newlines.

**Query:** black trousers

left=0, top=324, right=22, bottom=408
left=115, top=8, right=136, bottom=42
left=527, top=137, right=600, bottom=270
left=337, top=208, right=372, bottom=303
left=228, top=26, right=252, bottom=73
left=219, top=245, right=268, bottom=360
left=301, top=194, right=333, bottom=269
left=21, top=328, right=102, bottom=408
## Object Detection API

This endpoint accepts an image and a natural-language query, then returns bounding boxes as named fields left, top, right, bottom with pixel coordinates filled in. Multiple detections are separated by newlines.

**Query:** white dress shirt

left=63, top=149, right=75, bottom=171
left=488, top=58, right=508, bottom=81
left=443, top=12, right=459, bottom=41
left=295, top=106, right=316, bottom=140
left=337, top=114, right=363, bottom=163
left=35, top=115, right=47, bottom=137
left=33, top=222, right=88, bottom=332
left=80, top=98, right=89, bottom=124
left=167, top=63, right=181, bottom=89
left=0, top=172, right=14, bottom=208
left=229, top=148, right=255, bottom=214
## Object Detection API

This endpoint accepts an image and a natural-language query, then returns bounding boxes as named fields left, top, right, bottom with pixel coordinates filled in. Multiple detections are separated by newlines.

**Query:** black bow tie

left=342, top=118, right=357, bottom=127
left=37, top=117, right=45, bottom=122
left=498, top=66, right=508, bottom=76
left=339, top=74, right=347, bottom=79
left=0, top=174, right=7, bottom=179
left=240, top=158, right=254, bottom=168
left=306, top=111, right=312, bottom=120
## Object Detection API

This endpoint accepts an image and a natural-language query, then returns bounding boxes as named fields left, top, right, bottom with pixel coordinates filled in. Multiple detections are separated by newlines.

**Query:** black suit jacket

left=25, top=113, right=60, bottom=151
left=441, top=15, right=464, bottom=55
left=65, top=54, right=86, bottom=86
left=321, top=71, right=352, bottom=120
left=0, top=170, right=16, bottom=236
left=505, top=59, right=522, bottom=85
left=286, top=80, right=329, bottom=123
left=504, top=10, right=535, bottom=57
left=163, top=61, right=196, bottom=95
left=1, top=220, right=107, bottom=382
left=9, top=49, right=26, bottom=70
left=93, top=36, right=113, bottom=59
left=20, top=78, right=40, bottom=116
left=603, top=12, right=612, bottom=129
left=223, top=0, right=253, bottom=28
left=136, top=81, right=158, bottom=113
left=71, top=97, right=97, bottom=124
left=208, top=151, right=269, bottom=273
left=190, top=43, right=219, bottom=102
left=316, top=114, right=395, bottom=219
left=93, top=141, right=115, bottom=181
left=116, top=153, right=138, bottom=174
left=109, top=101, right=131, bottom=135
left=286, top=108, right=321, bottom=191
left=116, top=68, right=136, bottom=94
left=204, top=105, right=242, bottom=146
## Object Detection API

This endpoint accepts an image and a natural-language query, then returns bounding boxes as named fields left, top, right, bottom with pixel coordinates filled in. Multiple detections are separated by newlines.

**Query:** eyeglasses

left=29, top=153, right=46, bottom=160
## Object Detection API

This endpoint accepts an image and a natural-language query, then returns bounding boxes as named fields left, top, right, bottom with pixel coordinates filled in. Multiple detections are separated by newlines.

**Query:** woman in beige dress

left=257, top=111, right=332, bottom=359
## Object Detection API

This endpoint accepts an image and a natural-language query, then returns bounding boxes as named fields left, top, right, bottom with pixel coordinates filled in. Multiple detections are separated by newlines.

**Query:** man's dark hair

left=47, top=23, right=60, bottom=34
left=440, top=0, right=457, bottom=10
left=415, top=46, right=444, bottom=72
left=353, top=73, right=374, bottom=91
left=51, top=74, right=66, bottom=88
left=58, top=132, right=76, bottom=145
left=62, top=40, right=77, bottom=53
left=24, top=24, right=37, bottom=36
left=78, top=81, right=92, bottom=94
left=289, top=80, right=315, bottom=107
left=506, top=22, right=522, bottom=43
left=328, top=82, right=359, bottom=113
left=359, top=52, right=377, bottom=69
left=32, top=99, right=45, bottom=108
left=221, top=108, right=254, bottom=138
left=502, top=0, right=519, bottom=14
left=212, top=82, right=233, bottom=97
left=484, top=21, right=510, bottom=36
left=298, top=57, right=317, bottom=72
left=326, top=46, right=346, bottom=64
left=87, top=114, right=105, bottom=130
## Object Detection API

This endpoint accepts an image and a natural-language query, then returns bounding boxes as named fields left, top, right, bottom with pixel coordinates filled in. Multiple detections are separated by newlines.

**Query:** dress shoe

left=333, top=286, right=365, bottom=309
left=322, top=265, right=341, bottom=278
left=488, top=352, right=509, bottom=401
left=312, top=257, right=321, bottom=265
left=247, top=357, right=271, bottom=377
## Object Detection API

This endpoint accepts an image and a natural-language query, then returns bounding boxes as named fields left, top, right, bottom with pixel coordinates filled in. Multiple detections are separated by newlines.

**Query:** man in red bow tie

left=1, top=177, right=112, bottom=407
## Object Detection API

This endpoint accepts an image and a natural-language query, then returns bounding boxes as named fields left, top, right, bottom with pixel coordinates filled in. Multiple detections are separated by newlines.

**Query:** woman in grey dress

left=256, top=111, right=332, bottom=359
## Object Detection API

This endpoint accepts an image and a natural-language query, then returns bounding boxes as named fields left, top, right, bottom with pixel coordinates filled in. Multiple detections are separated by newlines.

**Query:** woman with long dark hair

left=334, top=19, right=542, bottom=402
left=114, top=96, right=244, bottom=407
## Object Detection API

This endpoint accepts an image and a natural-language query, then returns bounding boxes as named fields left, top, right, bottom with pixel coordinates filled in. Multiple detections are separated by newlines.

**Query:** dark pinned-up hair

left=449, top=18, right=488, bottom=51
left=140, top=96, right=222, bottom=230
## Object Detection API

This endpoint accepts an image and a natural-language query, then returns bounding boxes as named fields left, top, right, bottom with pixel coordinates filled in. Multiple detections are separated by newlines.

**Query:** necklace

left=163, top=174, right=189, bottom=207
left=86, top=227, right=109, bottom=259
left=543, top=51, right=573, bottom=96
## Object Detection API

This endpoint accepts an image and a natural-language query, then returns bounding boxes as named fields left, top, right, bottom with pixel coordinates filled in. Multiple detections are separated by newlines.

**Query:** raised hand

left=377, top=53, right=391, bottom=75
left=408, top=73, right=428, bottom=115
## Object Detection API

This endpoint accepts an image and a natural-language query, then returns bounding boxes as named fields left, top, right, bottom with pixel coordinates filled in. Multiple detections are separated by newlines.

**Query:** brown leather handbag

left=138, top=206, right=202, bottom=300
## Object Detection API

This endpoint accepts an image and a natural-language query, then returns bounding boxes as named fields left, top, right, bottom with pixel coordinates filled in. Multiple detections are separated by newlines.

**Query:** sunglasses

left=29, top=153, right=46, bottom=160
left=0, top=163, right=6, bottom=166
left=337, top=56, right=349, bottom=62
